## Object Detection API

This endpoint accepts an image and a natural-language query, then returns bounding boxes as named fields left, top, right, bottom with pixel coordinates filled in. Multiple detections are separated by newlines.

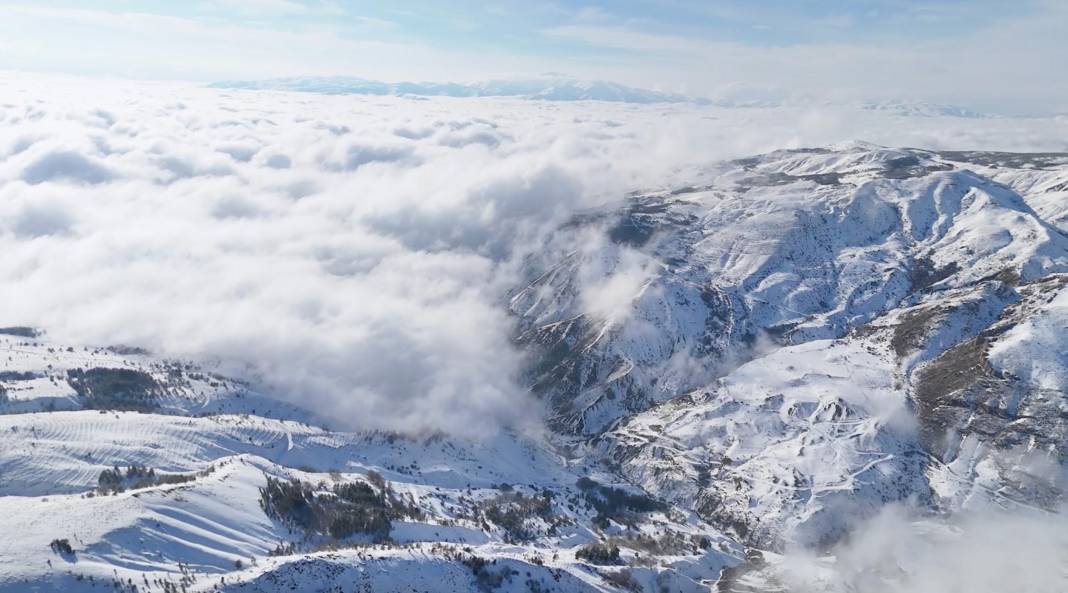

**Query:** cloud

left=542, top=24, right=710, bottom=55
left=328, top=143, right=416, bottom=171
left=21, top=150, right=113, bottom=185
left=203, top=0, right=311, bottom=16
left=3, top=195, right=76, bottom=238
left=1, top=73, right=1067, bottom=436
left=263, top=153, right=292, bottom=169
left=775, top=504, right=1068, bottom=592
left=578, top=239, right=658, bottom=325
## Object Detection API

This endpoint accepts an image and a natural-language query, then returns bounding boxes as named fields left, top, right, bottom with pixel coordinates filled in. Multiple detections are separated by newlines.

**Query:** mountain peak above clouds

left=207, top=77, right=1009, bottom=119
left=857, top=99, right=992, bottom=118
left=209, top=76, right=701, bottom=104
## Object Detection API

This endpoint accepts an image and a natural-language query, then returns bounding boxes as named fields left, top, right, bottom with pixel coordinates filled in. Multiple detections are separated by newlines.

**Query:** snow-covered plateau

left=2, top=77, right=1068, bottom=592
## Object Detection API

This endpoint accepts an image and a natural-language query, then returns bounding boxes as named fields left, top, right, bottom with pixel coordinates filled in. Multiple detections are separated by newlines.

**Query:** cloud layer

left=776, top=504, right=1068, bottom=593
left=2, top=74, right=1068, bottom=434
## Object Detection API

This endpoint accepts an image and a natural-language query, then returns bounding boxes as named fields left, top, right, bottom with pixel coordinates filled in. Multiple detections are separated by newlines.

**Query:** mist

left=775, top=504, right=1068, bottom=593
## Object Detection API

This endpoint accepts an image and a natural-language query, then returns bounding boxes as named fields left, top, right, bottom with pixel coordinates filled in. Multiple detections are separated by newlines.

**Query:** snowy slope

left=0, top=404, right=740, bottom=592
left=594, top=337, right=927, bottom=549
left=513, top=144, right=1068, bottom=434
left=0, top=332, right=323, bottom=428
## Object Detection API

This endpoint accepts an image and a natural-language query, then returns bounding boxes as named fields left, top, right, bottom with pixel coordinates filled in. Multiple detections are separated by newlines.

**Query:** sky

left=1, top=0, right=1067, bottom=114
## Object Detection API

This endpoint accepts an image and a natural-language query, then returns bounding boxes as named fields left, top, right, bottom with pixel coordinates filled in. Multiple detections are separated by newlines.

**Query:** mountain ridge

left=207, top=78, right=1001, bottom=117
left=208, top=76, right=700, bottom=104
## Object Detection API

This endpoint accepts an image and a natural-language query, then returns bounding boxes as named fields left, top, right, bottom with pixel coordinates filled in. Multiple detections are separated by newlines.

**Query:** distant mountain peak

left=857, top=98, right=992, bottom=118
left=208, top=76, right=702, bottom=104
left=206, top=78, right=1006, bottom=117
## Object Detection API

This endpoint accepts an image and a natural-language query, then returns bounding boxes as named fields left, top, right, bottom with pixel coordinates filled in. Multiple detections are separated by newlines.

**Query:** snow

left=517, top=145, right=1068, bottom=433
left=988, top=284, right=1068, bottom=391
left=0, top=334, right=295, bottom=418
left=0, top=401, right=741, bottom=591
left=599, top=337, right=921, bottom=548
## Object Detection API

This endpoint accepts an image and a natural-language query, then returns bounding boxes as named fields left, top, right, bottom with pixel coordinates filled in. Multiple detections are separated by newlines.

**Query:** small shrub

left=479, top=491, right=555, bottom=543
left=49, top=539, right=75, bottom=556
left=576, top=477, right=666, bottom=528
left=67, top=367, right=160, bottom=411
left=365, top=470, right=386, bottom=490
left=576, top=542, right=621, bottom=566
left=0, top=326, right=39, bottom=338
left=259, top=474, right=419, bottom=543
left=460, top=555, right=510, bottom=592
left=612, top=531, right=694, bottom=556
left=576, top=477, right=598, bottom=491
left=97, top=464, right=203, bottom=494
left=268, top=542, right=296, bottom=556
left=603, top=569, right=641, bottom=592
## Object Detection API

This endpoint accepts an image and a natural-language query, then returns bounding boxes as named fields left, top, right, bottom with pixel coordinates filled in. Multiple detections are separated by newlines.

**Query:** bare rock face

left=912, top=274, right=1068, bottom=511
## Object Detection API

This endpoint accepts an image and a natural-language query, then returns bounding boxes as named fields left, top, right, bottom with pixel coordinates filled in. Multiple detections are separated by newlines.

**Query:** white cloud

left=578, top=239, right=658, bottom=325
left=775, top=504, right=1068, bottom=592
left=203, top=0, right=311, bottom=16
left=542, top=24, right=711, bottom=55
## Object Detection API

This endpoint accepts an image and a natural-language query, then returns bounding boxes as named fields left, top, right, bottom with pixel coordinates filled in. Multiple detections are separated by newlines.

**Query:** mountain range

left=2, top=143, right=1067, bottom=591
left=209, top=77, right=697, bottom=104
left=208, top=77, right=995, bottom=117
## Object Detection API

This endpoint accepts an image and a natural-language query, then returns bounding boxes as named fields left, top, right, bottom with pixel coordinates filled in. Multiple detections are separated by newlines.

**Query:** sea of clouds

left=2, top=72, right=1068, bottom=435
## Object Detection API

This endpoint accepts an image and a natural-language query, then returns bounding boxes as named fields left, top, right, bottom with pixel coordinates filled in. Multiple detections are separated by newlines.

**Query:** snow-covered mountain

left=208, top=77, right=698, bottom=104
left=206, top=78, right=1003, bottom=118
left=857, top=100, right=992, bottom=118
left=3, top=143, right=1068, bottom=591
left=513, top=143, right=1068, bottom=433
left=0, top=330, right=743, bottom=593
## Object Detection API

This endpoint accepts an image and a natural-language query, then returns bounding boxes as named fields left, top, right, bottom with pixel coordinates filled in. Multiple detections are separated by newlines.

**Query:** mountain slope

left=513, top=145, right=1068, bottom=435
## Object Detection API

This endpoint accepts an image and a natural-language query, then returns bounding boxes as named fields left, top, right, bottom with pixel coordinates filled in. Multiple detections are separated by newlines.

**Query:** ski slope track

left=4, top=144, right=1068, bottom=591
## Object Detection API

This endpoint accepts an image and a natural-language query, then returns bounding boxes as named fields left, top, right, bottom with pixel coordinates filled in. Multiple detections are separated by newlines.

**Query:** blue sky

left=1, top=0, right=1065, bottom=112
